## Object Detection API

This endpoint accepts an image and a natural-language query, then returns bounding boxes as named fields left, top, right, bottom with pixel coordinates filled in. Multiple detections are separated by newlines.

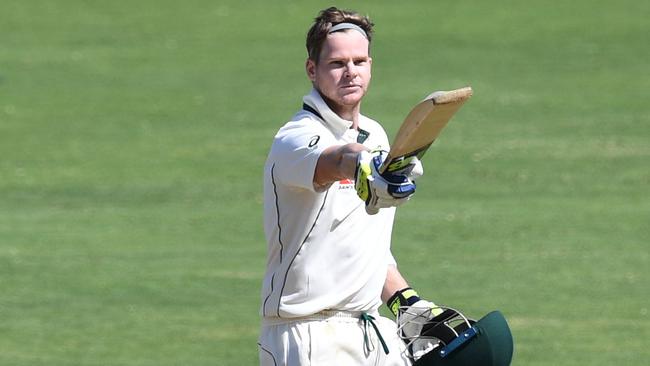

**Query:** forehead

left=320, top=31, right=370, bottom=59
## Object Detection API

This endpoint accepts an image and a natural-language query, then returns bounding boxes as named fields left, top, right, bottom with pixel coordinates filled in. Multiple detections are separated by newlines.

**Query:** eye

left=331, top=60, right=345, bottom=67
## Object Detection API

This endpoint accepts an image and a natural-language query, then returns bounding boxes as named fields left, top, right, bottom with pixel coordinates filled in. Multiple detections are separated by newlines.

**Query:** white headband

left=329, top=22, right=368, bottom=39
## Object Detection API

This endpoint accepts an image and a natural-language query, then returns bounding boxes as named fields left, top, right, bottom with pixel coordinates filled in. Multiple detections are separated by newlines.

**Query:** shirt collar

left=302, top=88, right=354, bottom=136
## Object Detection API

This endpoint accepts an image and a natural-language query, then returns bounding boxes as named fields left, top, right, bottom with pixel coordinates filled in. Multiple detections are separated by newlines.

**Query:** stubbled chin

left=339, top=88, right=365, bottom=104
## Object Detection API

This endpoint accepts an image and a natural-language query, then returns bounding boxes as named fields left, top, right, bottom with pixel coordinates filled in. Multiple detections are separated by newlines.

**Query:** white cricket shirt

left=261, top=89, right=397, bottom=321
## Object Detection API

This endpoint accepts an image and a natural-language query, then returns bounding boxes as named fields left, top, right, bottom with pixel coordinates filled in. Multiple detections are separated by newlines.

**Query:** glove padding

left=383, top=154, right=424, bottom=180
left=354, top=150, right=422, bottom=215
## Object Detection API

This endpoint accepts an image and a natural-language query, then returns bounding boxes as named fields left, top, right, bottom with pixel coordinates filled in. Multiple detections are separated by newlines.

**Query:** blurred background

left=1, top=0, right=648, bottom=365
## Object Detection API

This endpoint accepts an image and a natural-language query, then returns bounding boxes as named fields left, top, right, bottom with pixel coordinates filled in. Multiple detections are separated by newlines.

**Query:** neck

left=321, top=94, right=360, bottom=129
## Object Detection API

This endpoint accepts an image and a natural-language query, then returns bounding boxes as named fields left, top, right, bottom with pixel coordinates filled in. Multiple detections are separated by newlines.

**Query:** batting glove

left=384, top=155, right=424, bottom=181
left=354, top=150, right=417, bottom=215
left=388, top=288, right=443, bottom=361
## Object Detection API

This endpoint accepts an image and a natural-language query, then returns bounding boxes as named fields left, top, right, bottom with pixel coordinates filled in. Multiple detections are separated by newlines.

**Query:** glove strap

left=387, top=287, right=421, bottom=317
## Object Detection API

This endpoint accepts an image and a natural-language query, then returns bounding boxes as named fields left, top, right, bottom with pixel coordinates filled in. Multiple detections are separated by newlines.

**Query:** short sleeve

left=269, top=121, right=338, bottom=192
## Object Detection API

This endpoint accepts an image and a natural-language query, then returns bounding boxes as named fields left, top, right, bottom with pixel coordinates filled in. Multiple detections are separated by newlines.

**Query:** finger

left=387, top=181, right=416, bottom=199
left=409, top=157, right=424, bottom=180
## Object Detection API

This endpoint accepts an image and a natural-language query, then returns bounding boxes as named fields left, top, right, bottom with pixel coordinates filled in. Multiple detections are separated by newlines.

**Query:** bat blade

left=379, top=87, right=473, bottom=174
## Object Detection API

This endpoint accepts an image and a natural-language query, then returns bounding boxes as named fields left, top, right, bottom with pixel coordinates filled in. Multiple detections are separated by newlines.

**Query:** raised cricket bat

left=379, top=86, right=473, bottom=175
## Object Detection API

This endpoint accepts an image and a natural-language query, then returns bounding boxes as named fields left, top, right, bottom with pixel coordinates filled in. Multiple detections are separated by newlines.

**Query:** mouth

left=341, top=84, right=362, bottom=90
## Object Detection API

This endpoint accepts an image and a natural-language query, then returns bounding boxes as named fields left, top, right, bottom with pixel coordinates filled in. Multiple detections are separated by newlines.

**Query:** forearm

left=382, top=264, right=409, bottom=304
left=313, top=143, right=368, bottom=187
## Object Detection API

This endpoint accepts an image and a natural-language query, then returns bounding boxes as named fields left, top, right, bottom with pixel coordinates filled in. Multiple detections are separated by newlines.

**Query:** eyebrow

left=325, top=55, right=369, bottom=62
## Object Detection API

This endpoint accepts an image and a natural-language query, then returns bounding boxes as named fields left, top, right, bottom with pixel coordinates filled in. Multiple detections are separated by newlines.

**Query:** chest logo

left=338, top=178, right=354, bottom=190
left=308, top=135, right=320, bottom=148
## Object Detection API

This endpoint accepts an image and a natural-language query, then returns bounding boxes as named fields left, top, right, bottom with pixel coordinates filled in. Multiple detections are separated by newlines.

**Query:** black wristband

left=387, top=287, right=421, bottom=316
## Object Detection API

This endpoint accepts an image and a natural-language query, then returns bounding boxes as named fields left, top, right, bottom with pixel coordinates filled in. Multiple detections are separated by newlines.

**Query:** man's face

left=306, top=30, right=372, bottom=115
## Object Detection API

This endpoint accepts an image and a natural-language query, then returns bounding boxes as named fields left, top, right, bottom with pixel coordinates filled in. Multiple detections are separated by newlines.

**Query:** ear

left=305, top=58, right=316, bottom=82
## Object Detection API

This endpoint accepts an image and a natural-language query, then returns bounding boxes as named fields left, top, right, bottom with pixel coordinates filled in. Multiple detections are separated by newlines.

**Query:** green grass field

left=1, top=1, right=648, bottom=365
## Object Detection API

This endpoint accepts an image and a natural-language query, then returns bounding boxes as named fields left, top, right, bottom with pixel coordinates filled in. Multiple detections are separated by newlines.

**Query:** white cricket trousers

left=258, top=311, right=412, bottom=366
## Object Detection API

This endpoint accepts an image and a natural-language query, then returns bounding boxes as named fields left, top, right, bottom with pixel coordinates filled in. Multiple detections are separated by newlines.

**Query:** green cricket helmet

left=401, top=307, right=514, bottom=366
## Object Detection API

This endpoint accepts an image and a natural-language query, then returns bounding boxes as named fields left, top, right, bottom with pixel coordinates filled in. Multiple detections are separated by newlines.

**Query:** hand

left=387, top=288, right=443, bottom=361
left=398, top=299, right=443, bottom=360
left=384, top=155, right=424, bottom=181
left=354, top=150, right=417, bottom=214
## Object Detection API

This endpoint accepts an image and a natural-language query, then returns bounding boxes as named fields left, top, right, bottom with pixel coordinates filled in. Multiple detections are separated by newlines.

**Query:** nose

left=344, top=61, right=358, bottom=78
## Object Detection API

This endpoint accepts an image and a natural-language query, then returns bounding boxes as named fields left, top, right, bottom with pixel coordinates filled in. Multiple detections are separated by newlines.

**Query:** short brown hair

left=306, top=7, right=374, bottom=63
